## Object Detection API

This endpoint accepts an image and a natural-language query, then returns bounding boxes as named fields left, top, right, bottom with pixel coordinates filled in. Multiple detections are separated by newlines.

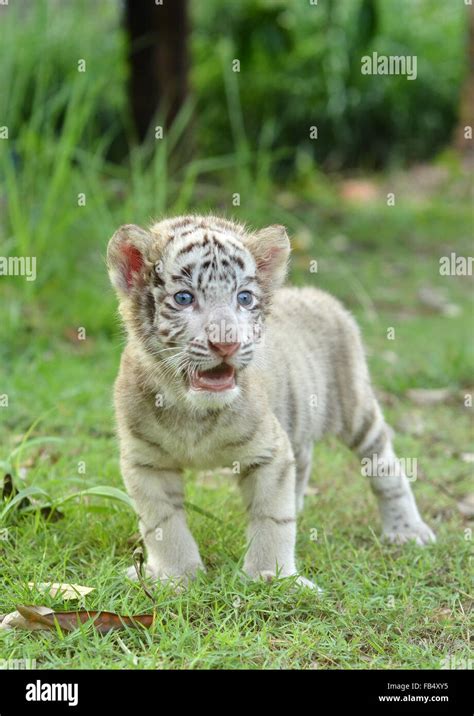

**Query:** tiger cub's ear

left=245, top=224, right=290, bottom=291
left=107, top=224, right=154, bottom=295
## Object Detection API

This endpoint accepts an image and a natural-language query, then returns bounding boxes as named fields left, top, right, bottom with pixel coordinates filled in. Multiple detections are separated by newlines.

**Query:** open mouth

left=190, top=363, right=236, bottom=392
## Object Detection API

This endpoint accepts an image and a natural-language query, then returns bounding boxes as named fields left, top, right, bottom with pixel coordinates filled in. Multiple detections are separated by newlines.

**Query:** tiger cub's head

left=107, top=215, right=289, bottom=407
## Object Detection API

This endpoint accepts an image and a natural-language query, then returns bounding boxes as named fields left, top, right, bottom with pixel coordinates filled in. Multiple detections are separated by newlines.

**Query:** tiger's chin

left=185, top=383, right=240, bottom=411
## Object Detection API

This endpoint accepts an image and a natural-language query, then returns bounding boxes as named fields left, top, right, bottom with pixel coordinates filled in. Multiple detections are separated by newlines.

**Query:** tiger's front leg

left=123, top=460, right=205, bottom=585
left=238, top=424, right=317, bottom=590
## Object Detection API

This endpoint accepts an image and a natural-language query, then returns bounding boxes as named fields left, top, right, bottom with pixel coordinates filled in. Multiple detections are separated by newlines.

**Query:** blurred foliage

left=0, top=0, right=127, bottom=161
left=192, top=0, right=467, bottom=169
left=0, top=0, right=468, bottom=171
left=0, top=0, right=471, bottom=354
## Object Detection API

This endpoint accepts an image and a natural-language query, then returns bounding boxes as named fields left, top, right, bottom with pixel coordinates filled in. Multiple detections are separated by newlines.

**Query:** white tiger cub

left=107, top=215, right=435, bottom=590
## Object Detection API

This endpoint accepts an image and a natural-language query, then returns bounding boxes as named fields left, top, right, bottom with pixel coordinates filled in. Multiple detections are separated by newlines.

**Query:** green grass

left=0, top=0, right=472, bottom=671
left=0, top=395, right=472, bottom=669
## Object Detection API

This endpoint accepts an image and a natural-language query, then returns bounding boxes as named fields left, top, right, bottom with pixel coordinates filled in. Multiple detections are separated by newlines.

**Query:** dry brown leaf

left=2, top=605, right=155, bottom=634
left=0, top=606, right=53, bottom=631
left=27, top=582, right=95, bottom=600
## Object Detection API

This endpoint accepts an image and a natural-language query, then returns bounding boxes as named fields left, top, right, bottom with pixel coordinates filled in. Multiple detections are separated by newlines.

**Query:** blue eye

left=174, top=291, right=194, bottom=306
left=237, top=290, right=253, bottom=307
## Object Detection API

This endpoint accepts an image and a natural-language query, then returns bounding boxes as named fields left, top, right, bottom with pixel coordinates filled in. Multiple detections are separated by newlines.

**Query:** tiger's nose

left=208, top=341, right=240, bottom=357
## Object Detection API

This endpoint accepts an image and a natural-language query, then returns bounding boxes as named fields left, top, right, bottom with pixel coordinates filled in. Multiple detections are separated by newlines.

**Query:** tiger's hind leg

left=347, top=398, right=435, bottom=545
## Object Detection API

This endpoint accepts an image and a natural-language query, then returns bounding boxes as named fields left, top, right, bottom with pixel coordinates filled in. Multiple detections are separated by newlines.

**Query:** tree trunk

left=453, top=4, right=473, bottom=154
left=125, top=0, right=189, bottom=142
